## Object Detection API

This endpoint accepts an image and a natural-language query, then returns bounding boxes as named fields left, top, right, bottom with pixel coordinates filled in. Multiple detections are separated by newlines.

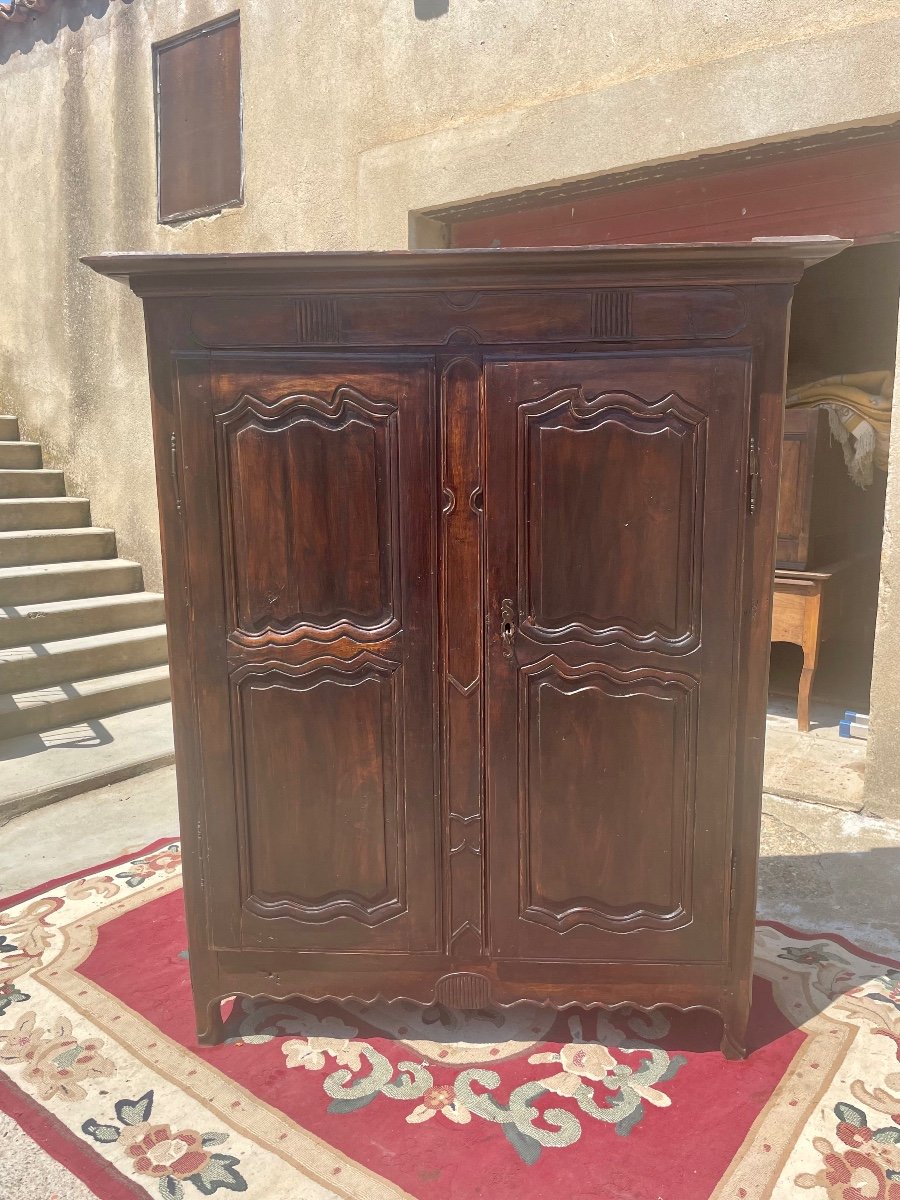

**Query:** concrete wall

left=1, top=0, right=899, bottom=810
left=867, top=330, right=900, bottom=819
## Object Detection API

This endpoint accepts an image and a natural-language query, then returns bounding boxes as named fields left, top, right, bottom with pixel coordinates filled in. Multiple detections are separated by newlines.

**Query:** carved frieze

left=190, top=287, right=746, bottom=348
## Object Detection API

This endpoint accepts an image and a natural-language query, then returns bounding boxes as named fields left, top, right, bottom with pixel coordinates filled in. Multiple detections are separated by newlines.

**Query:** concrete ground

left=0, top=701, right=174, bottom=825
left=763, top=697, right=867, bottom=812
left=0, top=763, right=178, bottom=895
left=0, top=1110, right=97, bottom=1200
left=1, top=768, right=898, bottom=1200
left=757, top=792, right=900, bottom=957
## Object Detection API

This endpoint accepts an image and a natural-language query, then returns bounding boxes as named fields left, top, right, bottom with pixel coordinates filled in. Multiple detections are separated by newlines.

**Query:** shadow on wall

left=0, top=0, right=134, bottom=64
left=414, top=0, right=450, bottom=19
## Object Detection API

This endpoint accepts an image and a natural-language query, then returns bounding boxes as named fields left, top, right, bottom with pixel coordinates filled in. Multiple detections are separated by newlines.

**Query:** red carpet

left=1, top=838, right=899, bottom=1199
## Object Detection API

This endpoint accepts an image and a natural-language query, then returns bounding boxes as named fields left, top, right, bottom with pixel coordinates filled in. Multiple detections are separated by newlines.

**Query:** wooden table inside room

left=771, top=555, right=871, bottom=732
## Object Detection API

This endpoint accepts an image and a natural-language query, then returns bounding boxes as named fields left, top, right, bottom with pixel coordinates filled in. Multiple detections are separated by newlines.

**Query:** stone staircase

left=0, top=414, right=170, bottom=741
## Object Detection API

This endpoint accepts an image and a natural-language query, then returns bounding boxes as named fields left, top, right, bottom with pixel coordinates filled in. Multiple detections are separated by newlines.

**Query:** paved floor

left=757, top=792, right=900, bottom=956
left=763, top=697, right=867, bottom=812
left=0, top=1109, right=96, bottom=1200
left=0, top=763, right=178, bottom=895
left=0, top=701, right=174, bottom=824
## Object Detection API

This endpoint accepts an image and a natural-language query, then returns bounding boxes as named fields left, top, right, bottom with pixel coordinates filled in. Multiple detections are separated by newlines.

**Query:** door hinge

left=729, top=851, right=738, bottom=911
left=747, top=435, right=760, bottom=515
left=170, top=431, right=184, bottom=518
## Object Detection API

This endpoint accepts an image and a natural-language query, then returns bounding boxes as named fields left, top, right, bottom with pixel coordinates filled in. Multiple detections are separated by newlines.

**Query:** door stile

left=724, top=286, right=794, bottom=1035
left=172, top=351, right=245, bottom=950
left=439, top=354, right=487, bottom=960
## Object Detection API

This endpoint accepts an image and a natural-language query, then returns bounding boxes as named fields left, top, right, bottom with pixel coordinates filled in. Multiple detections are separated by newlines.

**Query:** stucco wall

left=866, top=333, right=900, bottom=819
left=1, top=0, right=899, bottom=808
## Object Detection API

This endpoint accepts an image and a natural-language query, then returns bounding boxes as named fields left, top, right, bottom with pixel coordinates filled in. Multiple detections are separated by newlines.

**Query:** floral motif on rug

left=0, top=838, right=898, bottom=1199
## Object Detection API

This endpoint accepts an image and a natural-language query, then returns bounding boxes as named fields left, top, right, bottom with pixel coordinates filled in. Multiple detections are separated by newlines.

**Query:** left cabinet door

left=175, top=355, right=440, bottom=953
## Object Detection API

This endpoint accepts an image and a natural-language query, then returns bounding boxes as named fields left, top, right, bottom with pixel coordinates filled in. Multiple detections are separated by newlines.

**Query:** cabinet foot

left=720, top=1000, right=750, bottom=1060
left=720, top=1025, right=748, bottom=1060
left=195, top=996, right=226, bottom=1046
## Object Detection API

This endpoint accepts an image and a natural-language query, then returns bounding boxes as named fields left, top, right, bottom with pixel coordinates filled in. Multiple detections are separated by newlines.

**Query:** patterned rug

left=1, top=839, right=899, bottom=1200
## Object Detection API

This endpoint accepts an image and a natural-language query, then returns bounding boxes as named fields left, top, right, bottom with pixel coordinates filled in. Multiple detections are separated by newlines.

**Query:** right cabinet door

left=484, top=352, right=751, bottom=964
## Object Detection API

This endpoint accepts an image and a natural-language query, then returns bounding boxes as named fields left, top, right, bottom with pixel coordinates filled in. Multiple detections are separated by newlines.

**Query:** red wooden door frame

left=447, top=130, right=900, bottom=248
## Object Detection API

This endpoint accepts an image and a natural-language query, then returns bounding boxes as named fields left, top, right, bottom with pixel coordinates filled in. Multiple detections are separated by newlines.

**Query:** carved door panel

left=177, top=355, right=439, bottom=953
left=484, top=353, right=750, bottom=964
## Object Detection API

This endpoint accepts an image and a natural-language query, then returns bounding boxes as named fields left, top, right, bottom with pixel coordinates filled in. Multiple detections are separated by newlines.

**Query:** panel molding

left=519, top=386, right=708, bottom=654
left=230, top=652, right=407, bottom=928
left=518, top=656, right=698, bottom=935
left=215, top=385, right=401, bottom=648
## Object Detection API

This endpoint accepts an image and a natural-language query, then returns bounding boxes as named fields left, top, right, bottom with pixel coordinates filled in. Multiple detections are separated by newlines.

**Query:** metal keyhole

left=500, top=599, right=516, bottom=658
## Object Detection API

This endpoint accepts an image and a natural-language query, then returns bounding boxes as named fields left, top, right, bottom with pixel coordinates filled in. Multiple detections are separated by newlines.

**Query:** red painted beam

left=450, top=138, right=900, bottom=248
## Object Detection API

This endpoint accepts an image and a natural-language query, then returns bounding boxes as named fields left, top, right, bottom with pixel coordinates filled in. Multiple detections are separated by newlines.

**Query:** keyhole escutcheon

left=500, top=598, right=517, bottom=659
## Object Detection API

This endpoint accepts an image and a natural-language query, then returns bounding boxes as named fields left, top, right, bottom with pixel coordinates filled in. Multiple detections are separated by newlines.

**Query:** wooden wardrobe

left=87, top=241, right=846, bottom=1058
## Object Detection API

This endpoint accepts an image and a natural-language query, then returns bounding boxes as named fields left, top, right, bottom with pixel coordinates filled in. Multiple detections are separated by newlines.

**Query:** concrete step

left=0, top=469, right=66, bottom=498
left=0, top=702, right=175, bottom=822
left=0, top=442, right=41, bottom=469
left=0, top=497, right=91, bottom=531
left=0, top=592, right=165, bottom=649
left=0, top=527, right=116, bottom=567
left=0, top=664, right=171, bottom=740
left=0, top=559, right=144, bottom=605
left=0, top=415, right=20, bottom=440
left=0, top=624, right=168, bottom=692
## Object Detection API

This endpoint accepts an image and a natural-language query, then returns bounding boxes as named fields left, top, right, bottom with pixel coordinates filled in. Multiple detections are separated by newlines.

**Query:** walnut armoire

left=86, top=240, right=847, bottom=1058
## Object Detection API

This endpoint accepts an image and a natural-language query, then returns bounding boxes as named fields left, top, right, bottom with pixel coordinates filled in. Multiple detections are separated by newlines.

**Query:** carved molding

left=447, top=924, right=483, bottom=960
left=231, top=653, right=407, bottom=928
left=433, top=972, right=492, bottom=1009
left=442, top=291, right=482, bottom=310
left=447, top=674, right=479, bottom=697
left=518, top=656, right=697, bottom=935
left=216, top=385, right=401, bottom=648
left=519, top=386, right=707, bottom=654
left=590, top=288, right=748, bottom=341
left=297, top=297, right=342, bottom=344
left=217, top=384, right=396, bottom=426
left=198, top=985, right=737, bottom=1036
left=188, top=286, right=750, bottom=352
left=449, top=812, right=482, bottom=856
left=592, top=290, right=633, bottom=339
left=188, top=286, right=748, bottom=349
left=444, top=327, right=484, bottom=345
